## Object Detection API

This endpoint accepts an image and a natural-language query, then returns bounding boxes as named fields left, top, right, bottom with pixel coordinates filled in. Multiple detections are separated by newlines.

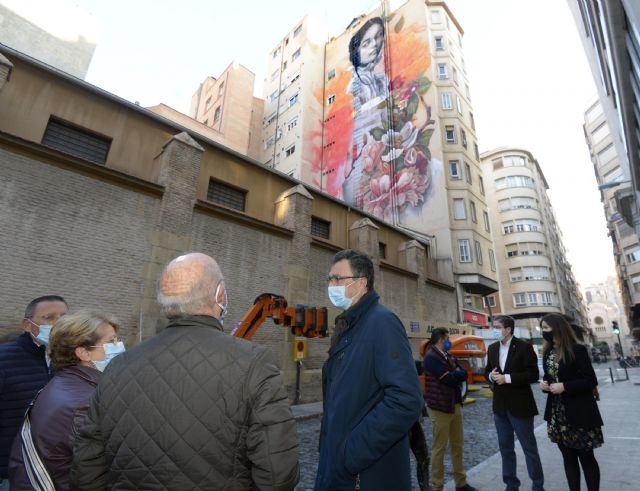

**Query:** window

left=504, top=155, right=527, bottom=167
left=625, top=245, right=640, bottom=263
left=441, top=92, right=453, bottom=110
left=285, top=144, right=296, bottom=157
left=514, top=219, right=539, bottom=232
left=494, top=175, right=534, bottom=189
left=379, top=242, right=387, bottom=259
left=489, top=249, right=496, bottom=271
left=453, top=67, right=458, bottom=85
left=205, top=96, right=212, bottom=110
left=475, top=241, right=483, bottom=265
left=214, top=106, right=221, bottom=122
left=502, top=223, right=514, bottom=234
left=479, top=176, right=485, bottom=195
left=272, top=47, right=280, bottom=59
left=264, top=136, right=274, bottom=149
left=597, top=143, right=617, bottom=164
left=269, top=91, right=278, bottom=102
left=293, top=24, right=302, bottom=37
left=498, top=198, right=510, bottom=211
left=458, top=239, right=471, bottom=263
left=528, top=293, right=538, bottom=305
left=523, top=266, right=550, bottom=280
left=492, top=158, right=503, bottom=170
left=218, top=82, right=224, bottom=96
left=510, top=268, right=522, bottom=282
left=512, top=196, right=535, bottom=209
left=292, top=48, right=301, bottom=61
left=289, top=71, right=300, bottom=84
left=470, top=200, right=477, bottom=223
left=461, top=129, right=467, bottom=148
left=431, top=10, right=442, bottom=23
left=282, top=60, right=288, bottom=71
left=483, top=296, right=496, bottom=308
left=438, top=63, right=448, bottom=79
left=327, top=95, right=336, bottom=105
left=207, top=179, right=246, bottom=212
left=631, top=274, right=640, bottom=293
left=327, top=69, right=336, bottom=81
left=456, top=95, right=463, bottom=114
left=453, top=199, right=466, bottom=220
left=469, top=112, right=476, bottom=130
left=311, top=216, right=330, bottom=239
left=474, top=142, right=479, bottom=160
left=541, top=292, right=553, bottom=305
left=289, top=93, right=299, bottom=106
left=465, top=162, right=471, bottom=184
left=271, top=69, right=279, bottom=81
left=465, top=83, right=470, bottom=99
left=435, top=36, right=444, bottom=50
left=284, top=37, right=289, bottom=46
left=483, top=211, right=490, bottom=232
left=266, top=113, right=277, bottom=125
left=449, top=160, right=461, bottom=179
left=42, top=118, right=111, bottom=165
left=287, top=117, right=298, bottom=131
left=445, top=126, right=456, bottom=143
left=513, top=293, right=526, bottom=307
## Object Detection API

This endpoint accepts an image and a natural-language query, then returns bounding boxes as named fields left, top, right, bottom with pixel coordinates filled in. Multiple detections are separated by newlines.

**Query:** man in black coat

left=485, top=315, right=544, bottom=491
left=72, top=252, right=299, bottom=490
left=0, top=295, right=68, bottom=490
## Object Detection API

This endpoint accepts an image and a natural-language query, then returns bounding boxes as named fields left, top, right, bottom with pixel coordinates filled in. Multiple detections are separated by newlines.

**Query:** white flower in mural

left=380, top=121, right=419, bottom=162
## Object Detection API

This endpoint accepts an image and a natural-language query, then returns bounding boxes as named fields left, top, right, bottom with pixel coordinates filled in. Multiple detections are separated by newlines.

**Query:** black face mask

left=542, top=331, right=554, bottom=343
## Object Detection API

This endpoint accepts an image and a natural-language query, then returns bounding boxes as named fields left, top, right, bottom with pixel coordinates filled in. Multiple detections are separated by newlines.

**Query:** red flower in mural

left=389, top=75, right=405, bottom=91
left=362, top=140, right=385, bottom=174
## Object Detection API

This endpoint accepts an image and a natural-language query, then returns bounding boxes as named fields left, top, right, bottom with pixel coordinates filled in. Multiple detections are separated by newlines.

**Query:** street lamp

left=598, top=180, right=632, bottom=191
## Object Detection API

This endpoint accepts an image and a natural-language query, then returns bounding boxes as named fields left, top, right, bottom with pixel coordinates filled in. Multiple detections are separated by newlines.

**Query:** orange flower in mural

left=388, top=23, right=429, bottom=83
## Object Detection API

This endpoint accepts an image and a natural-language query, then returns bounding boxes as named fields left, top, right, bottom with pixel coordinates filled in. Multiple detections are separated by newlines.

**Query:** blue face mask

left=93, top=341, right=126, bottom=372
left=443, top=339, right=452, bottom=351
left=328, top=283, right=355, bottom=310
left=29, top=320, right=53, bottom=346
left=492, top=328, right=503, bottom=340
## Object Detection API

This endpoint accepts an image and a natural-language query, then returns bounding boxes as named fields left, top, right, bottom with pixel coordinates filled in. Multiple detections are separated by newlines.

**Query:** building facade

left=0, top=44, right=471, bottom=402
left=568, top=0, right=640, bottom=237
left=585, top=278, right=634, bottom=355
left=157, top=62, right=264, bottom=161
left=260, top=0, right=498, bottom=326
left=584, top=99, right=640, bottom=341
left=481, top=148, right=588, bottom=346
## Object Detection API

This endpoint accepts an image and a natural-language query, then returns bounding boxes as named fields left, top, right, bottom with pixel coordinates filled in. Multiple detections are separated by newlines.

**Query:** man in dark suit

left=486, top=315, right=544, bottom=491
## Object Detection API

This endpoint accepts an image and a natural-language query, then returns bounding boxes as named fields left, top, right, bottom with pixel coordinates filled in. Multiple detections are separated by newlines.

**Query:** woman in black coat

left=8, top=310, right=124, bottom=490
left=539, top=313, right=603, bottom=491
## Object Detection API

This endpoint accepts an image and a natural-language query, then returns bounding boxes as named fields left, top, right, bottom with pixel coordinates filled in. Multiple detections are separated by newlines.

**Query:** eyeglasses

left=327, top=275, right=362, bottom=283
left=87, top=337, right=122, bottom=348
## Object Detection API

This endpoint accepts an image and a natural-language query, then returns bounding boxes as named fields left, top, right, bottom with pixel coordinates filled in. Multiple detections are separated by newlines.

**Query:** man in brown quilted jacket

left=71, top=252, right=299, bottom=490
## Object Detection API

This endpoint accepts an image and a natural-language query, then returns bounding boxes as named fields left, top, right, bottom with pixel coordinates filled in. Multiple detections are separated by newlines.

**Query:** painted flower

left=362, top=141, right=385, bottom=174
left=404, top=147, right=418, bottom=166
left=389, top=76, right=405, bottom=91
left=381, top=121, right=419, bottom=162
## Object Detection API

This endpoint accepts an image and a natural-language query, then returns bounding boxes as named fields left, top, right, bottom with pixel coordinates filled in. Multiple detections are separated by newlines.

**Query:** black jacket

left=9, top=365, right=101, bottom=490
left=0, top=333, right=52, bottom=478
left=485, top=336, right=539, bottom=418
left=71, top=315, right=299, bottom=491
left=543, top=343, right=603, bottom=429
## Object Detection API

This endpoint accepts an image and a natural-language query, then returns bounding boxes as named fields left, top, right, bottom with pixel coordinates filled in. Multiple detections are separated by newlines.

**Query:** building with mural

left=261, top=0, right=498, bottom=326
left=481, top=147, right=588, bottom=347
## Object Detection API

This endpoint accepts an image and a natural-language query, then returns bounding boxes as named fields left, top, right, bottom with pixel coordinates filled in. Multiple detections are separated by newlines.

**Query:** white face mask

left=327, top=280, right=358, bottom=310
left=93, top=341, right=126, bottom=372
left=215, top=282, right=228, bottom=325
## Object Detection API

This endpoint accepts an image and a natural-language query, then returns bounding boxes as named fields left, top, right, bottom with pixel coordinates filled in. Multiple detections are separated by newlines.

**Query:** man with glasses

left=486, top=315, right=544, bottom=491
left=314, top=249, right=423, bottom=491
left=0, top=295, right=68, bottom=490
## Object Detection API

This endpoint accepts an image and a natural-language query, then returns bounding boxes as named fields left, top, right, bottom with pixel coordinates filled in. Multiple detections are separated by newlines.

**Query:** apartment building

left=584, top=99, right=640, bottom=342
left=481, top=148, right=588, bottom=341
left=568, top=0, right=640, bottom=237
left=172, top=62, right=264, bottom=160
left=261, top=0, right=498, bottom=327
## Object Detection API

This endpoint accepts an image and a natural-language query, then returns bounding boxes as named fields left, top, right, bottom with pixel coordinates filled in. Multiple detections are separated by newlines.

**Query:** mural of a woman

left=343, top=17, right=389, bottom=207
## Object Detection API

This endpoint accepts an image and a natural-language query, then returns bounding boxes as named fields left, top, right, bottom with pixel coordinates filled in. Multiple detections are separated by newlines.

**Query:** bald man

left=71, top=253, right=299, bottom=491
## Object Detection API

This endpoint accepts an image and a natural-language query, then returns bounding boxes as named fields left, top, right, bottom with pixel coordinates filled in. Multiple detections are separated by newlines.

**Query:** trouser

left=0, top=478, right=10, bottom=491
left=428, top=404, right=466, bottom=490
left=494, top=411, right=545, bottom=491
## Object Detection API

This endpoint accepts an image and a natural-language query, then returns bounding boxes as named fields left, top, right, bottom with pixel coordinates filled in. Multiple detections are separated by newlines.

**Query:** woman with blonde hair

left=8, top=310, right=124, bottom=491
left=540, top=313, right=603, bottom=491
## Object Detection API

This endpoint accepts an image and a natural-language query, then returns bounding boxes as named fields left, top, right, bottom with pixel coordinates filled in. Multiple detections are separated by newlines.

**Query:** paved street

left=293, top=362, right=640, bottom=490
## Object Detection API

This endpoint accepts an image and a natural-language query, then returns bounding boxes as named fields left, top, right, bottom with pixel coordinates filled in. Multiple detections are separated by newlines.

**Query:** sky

left=4, top=0, right=617, bottom=288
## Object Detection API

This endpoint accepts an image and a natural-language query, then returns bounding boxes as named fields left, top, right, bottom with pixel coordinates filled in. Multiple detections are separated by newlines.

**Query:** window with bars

left=311, top=217, right=330, bottom=239
left=207, top=179, right=246, bottom=212
left=42, top=118, right=111, bottom=165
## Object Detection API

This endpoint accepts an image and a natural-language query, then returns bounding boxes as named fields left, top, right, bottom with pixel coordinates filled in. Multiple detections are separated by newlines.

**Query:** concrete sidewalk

left=444, top=368, right=640, bottom=491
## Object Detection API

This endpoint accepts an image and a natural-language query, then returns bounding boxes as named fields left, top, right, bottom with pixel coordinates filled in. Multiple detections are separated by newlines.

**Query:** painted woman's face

left=359, top=23, right=384, bottom=67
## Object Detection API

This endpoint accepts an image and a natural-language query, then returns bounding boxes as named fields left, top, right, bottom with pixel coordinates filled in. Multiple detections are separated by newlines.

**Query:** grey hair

left=24, top=295, right=67, bottom=319
left=157, top=253, right=223, bottom=318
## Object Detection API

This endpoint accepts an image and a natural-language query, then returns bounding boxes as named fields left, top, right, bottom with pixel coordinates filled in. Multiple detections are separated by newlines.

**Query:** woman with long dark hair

left=540, top=313, right=603, bottom=491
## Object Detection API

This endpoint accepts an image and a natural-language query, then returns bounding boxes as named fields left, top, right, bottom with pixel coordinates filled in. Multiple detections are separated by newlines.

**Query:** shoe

left=456, top=485, right=478, bottom=491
